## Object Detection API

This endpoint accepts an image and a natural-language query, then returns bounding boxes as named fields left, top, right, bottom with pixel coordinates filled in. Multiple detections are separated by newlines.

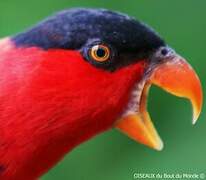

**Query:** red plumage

left=0, top=39, right=147, bottom=179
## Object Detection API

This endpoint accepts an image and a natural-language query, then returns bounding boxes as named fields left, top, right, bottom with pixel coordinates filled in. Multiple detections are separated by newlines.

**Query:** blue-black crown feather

left=12, top=8, right=165, bottom=71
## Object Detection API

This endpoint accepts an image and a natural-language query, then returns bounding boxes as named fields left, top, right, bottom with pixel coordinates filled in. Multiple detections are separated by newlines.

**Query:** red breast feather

left=0, top=39, right=146, bottom=179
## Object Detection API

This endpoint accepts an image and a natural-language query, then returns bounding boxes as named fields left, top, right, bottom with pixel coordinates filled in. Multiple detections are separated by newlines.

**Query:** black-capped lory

left=0, top=8, right=203, bottom=179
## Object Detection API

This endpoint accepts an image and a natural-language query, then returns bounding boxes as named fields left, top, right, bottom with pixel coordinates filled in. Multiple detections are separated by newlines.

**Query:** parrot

left=0, top=8, right=203, bottom=179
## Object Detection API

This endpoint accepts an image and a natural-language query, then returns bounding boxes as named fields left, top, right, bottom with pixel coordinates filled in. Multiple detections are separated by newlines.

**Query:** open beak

left=115, top=55, right=203, bottom=151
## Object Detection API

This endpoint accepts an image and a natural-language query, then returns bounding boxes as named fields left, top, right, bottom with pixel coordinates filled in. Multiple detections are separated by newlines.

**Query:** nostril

left=161, top=48, right=169, bottom=56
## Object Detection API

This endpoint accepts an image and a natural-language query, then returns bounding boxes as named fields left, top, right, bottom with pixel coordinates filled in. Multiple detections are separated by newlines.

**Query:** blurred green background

left=0, top=0, right=205, bottom=179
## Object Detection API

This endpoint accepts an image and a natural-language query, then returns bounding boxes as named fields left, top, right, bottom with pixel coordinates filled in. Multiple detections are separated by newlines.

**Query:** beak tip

left=192, top=116, right=199, bottom=125
left=192, top=106, right=202, bottom=125
left=153, top=140, right=164, bottom=151
left=192, top=119, right=197, bottom=125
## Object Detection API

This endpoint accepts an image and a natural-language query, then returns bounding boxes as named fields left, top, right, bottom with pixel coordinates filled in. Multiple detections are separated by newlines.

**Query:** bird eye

left=89, top=44, right=110, bottom=62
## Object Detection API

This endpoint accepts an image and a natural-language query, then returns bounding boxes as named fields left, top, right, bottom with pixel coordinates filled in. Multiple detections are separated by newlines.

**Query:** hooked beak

left=115, top=54, right=203, bottom=151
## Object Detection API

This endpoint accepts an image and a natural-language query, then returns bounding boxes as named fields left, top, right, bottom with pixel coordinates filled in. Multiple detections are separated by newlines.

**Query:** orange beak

left=115, top=55, right=203, bottom=151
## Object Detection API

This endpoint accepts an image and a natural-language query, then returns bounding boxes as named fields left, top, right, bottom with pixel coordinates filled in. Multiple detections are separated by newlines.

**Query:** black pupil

left=96, top=48, right=106, bottom=58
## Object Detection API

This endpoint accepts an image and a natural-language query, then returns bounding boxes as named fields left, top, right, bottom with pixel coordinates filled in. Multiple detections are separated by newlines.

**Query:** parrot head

left=0, top=8, right=202, bottom=179
left=11, top=6, right=203, bottom=159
